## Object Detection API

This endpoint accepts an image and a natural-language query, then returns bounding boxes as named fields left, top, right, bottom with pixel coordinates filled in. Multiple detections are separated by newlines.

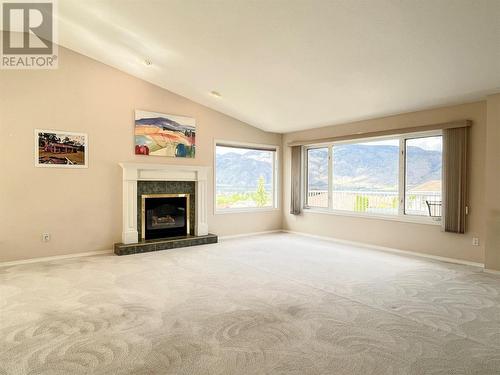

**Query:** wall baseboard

left=219, top=230, right=282, bottom=240
left=483, top=268, right=500, bottom=276
left=2, top=230, right=494, bottom=273
left=0, top=231, right=281, bottom=266
left=0, top=250, right=113, bottom=267
left=283, top=230, right=485, bottom=269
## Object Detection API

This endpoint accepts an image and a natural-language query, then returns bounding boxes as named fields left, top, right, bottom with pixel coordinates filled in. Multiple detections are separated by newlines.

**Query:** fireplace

left=118, top=163, right=210, bottom=244
left=141, top=194, right=190, bottom=240
left=116, top=164, right=216, bottom=255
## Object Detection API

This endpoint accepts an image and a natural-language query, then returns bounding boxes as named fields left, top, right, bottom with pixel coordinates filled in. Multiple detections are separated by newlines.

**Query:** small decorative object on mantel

left=35, top=129, right=88, bottom=168
left=134, top=110, right=196, bottom=158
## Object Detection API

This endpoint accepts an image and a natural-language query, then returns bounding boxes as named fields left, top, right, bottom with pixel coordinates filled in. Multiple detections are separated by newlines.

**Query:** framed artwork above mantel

left=134, top=110, right=196, bottom=158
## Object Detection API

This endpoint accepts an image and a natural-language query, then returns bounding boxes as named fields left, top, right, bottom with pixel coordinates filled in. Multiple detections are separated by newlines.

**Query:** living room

left=1, top=1, right=500, bottom=373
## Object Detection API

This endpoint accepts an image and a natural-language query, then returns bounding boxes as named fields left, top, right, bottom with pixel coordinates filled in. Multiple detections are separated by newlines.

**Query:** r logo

left=2, top=2, right=53, bottom=54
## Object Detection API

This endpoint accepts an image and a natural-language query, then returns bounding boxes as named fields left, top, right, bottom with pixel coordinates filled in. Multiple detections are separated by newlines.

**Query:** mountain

left=215, top=145, right=442, bottom=192
left=216, top=151, right=273, bottom=189
left=135, top=117, right=195, bottom=132
left=308, top=145, right=442, bottom=191
left=405, top=146, right=442, bottom=187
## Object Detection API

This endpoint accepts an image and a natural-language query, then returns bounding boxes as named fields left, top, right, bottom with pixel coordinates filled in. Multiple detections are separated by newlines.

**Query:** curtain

left=442, top=127, right=468, bottom=233
left=290, top=146, right=302, bottom=215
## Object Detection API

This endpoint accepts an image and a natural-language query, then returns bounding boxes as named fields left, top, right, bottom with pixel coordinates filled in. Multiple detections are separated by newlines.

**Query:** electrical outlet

left=472, top=237, right=480, bottom=246
left=42, top=233, right=50, bottom=242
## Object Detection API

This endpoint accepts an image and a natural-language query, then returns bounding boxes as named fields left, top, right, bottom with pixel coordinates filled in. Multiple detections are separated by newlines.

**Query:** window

left=405, top=136, right=443, bottom=217
left=306, top=147, right=329, bottom=208
left=215, top=143, right=278, bottom=212
left=304, top=132, right=443, bottom=222
left=332, top=139, right=400, bottom=214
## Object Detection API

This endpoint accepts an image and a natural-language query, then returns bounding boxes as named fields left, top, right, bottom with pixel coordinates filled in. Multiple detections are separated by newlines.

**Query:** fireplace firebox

left=141, top=194, right=190, bottom=240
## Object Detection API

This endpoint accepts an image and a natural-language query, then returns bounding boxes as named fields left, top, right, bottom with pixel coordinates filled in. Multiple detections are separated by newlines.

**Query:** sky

left=360, top=136, right=442, bottom=152
left=406, top=136, right=442, bottom=152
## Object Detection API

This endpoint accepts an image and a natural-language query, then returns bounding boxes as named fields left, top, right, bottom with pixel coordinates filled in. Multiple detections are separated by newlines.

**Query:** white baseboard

left=219, top=230, right=282, bottom=240
left=483, top=268, right=500, bottom=275
left=2, top=230, right=493, bottom=273
left=2, top=231, right=282, bottom=266
left=283, top=230, right=484, bottom=269
left=0, top=250, right=113, bottom=267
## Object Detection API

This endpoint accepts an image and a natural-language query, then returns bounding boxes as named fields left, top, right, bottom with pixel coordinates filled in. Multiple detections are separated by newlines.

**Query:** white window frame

left=214, top=140, right=280, bottom=214
left=402, top=130, right=443, bottom=219
left=303, top=130, right=442, bottom=225
left=304, top=145, right=331, bottom=210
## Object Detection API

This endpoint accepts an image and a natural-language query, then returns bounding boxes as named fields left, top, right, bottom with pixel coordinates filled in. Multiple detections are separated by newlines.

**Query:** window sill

left=302, top=208, right=442, bottom=226
left=215, top=207, right=280, bottom=215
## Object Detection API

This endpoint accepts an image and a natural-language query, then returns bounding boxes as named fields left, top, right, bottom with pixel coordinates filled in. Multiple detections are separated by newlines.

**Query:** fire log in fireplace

left=141, top=194, right=190, bottom=240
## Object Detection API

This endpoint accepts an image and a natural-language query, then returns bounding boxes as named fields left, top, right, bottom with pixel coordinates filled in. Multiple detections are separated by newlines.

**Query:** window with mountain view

left=215, top=144, right=277, bottom=211
left=405, top=136, right=443, bottom=217
left=332, top=139, right=400, bottom=214
left=304, top=131, right=443, bottom=220
left=306, top=147, right=329, bottom=207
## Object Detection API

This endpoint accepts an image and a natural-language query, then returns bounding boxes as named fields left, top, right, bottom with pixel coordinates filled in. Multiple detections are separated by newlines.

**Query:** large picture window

left=332, top=139, right=400, bottom=214
left=306, top=147, right=329, bottom=208
left=215, top=143, right=278, bottom=212
left=405, top=136, right=443, bottom=217
left=304, top=132, right=443, bottom=222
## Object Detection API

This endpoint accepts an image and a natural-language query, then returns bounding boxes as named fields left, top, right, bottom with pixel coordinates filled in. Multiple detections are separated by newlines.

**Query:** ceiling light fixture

left=210, top=91, right=221, bottom=98
left=144, top=58, right=152, bottom=66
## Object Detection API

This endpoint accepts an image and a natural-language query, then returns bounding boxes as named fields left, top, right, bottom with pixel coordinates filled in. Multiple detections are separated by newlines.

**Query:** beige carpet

left=1, top=233, right=500, bottom=374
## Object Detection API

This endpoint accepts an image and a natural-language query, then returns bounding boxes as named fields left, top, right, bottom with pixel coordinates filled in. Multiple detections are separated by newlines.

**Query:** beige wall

left=0, top=47, right=282, bottom=262
left=485, top=94, right=500, bottom=270
left=282, top=102, right=487, bottom=264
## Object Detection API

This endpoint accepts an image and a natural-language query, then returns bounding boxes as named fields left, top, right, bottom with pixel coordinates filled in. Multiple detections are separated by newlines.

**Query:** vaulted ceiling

left=58, top=0, right=500, bottom=133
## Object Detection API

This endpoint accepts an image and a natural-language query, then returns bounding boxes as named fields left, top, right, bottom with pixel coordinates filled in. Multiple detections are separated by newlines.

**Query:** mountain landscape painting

left=134, top=110, right=196, bottom=158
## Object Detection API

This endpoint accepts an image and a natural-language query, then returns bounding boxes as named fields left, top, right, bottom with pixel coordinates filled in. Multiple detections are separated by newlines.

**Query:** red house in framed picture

left=35, top=129, right=89, bottom=168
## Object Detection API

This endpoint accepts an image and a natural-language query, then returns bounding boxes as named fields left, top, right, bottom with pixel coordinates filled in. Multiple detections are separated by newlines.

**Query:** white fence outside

left=307, top=190, right=441, bottom=217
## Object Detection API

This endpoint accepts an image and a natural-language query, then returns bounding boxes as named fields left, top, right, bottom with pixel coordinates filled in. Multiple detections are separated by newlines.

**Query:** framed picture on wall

left=134, top=110, right=196, bottom=158
left=34, top=129, right=89, bottom=168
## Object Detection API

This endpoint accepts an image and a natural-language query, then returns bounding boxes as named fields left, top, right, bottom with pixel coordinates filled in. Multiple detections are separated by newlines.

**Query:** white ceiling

left=57, top=0, right=500, bottom=133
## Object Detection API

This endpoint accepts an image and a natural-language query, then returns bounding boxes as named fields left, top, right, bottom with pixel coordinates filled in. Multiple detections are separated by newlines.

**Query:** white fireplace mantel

left=119, top=162, right=210, bottom=244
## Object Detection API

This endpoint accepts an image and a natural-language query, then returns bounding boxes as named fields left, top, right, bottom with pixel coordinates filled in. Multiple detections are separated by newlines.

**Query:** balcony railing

left=307, top=190, right=441, bottom=217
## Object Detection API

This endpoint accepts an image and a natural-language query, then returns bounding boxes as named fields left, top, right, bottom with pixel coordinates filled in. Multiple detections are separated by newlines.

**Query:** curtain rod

left=287, top=120, right=472, bottom=147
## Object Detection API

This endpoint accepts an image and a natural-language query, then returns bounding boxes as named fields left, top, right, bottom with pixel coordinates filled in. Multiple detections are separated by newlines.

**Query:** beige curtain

left=290, top=146, right=302, bottom=215
left=442, top=127, right=468, bottom=233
